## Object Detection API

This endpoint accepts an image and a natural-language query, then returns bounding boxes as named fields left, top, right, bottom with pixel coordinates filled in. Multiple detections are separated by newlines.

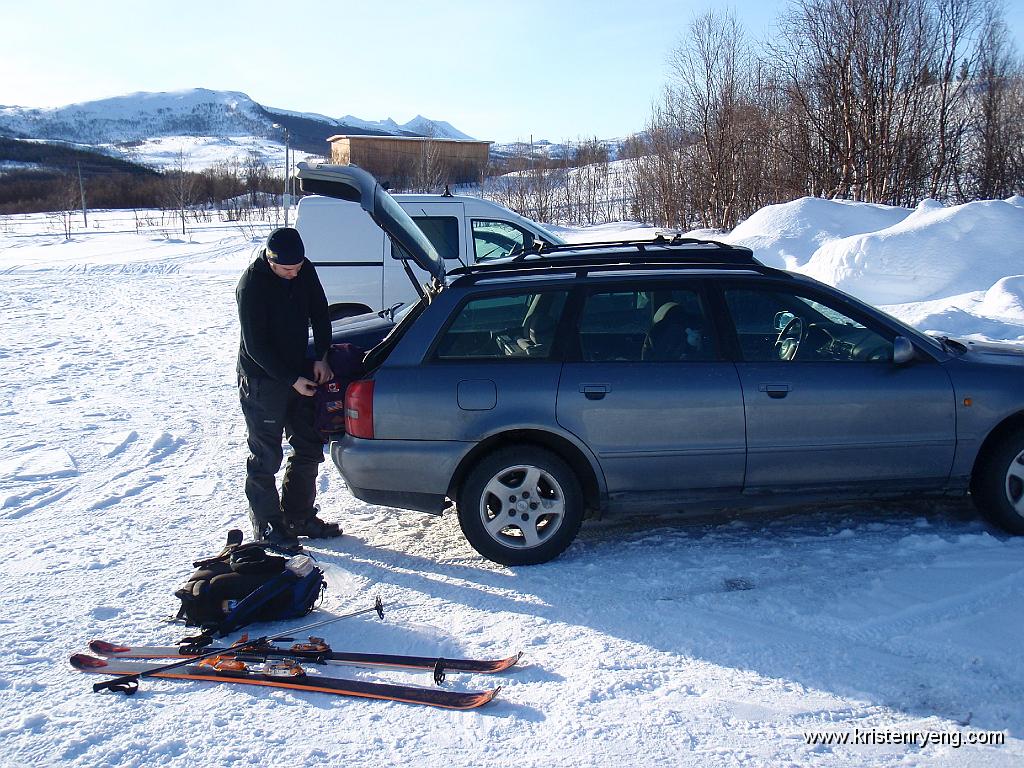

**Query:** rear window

left=435, top=290, right=569, bottom=360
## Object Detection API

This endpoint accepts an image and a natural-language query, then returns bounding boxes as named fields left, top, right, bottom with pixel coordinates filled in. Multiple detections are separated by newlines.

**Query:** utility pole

left=272, top=123, right=291, bottom=226
left=77, top=162, right=88, bottom=228
left=285, top=132, right=290, bottom=227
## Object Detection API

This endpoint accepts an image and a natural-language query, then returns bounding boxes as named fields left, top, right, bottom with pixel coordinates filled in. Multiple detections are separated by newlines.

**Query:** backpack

left=314, top=343, right=365, bottom=437
left=174, top=530, right=325, bottom=637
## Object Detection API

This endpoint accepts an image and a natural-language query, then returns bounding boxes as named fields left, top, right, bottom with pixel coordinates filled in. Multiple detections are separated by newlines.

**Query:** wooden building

left=327, top=135, right=491, bottom=188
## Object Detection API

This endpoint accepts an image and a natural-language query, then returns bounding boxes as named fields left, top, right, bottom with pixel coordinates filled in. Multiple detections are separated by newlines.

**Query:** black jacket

left=236, top=250, right=331, bottom=383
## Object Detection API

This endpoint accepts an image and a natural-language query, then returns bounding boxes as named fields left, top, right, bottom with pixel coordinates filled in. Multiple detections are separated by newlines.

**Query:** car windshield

left=817, top=282, right=946, bottom=354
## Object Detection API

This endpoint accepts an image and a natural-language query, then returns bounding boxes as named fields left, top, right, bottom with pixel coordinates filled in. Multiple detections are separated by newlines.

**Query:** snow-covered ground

left=1, top=202, right=1023, bottom=767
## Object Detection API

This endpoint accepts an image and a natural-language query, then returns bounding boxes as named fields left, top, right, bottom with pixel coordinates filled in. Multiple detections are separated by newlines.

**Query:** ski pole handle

left=93, top=675, right=141, bottom=695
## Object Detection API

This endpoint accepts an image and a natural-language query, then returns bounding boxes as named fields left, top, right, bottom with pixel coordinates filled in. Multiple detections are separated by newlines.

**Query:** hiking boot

left=253, top=520, right=303, bottom=554
left=284, top=515, right=343, bottom=539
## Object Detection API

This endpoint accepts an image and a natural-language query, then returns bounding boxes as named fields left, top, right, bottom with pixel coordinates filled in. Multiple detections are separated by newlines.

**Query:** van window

left=393, top=216, right=460, bottom=261
left=473, top=220, right=532, bottom=261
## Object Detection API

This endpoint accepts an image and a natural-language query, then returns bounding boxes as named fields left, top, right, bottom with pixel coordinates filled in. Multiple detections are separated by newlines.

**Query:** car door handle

left=579, top=383, right=611, bottom=400
left=758, top=383, right=791, bottom=399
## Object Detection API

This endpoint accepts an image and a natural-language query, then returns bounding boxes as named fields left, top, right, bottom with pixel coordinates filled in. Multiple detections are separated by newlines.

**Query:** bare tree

left=409, top=125, right=449, bottom=193
left=244, top=150, right=271, bottom=211
left=972, top=5, right=1024, bottom=198
left=50, top=173, right=79, bottom=240
left=163, top=150, right=197, bottom=236
left=772, top=0, right=988, bottom=205
left=558, top=138, right=611, bottom=225
left=488, top=139, right=559, bottom=222
left=667, top=9, right=759, bottom=228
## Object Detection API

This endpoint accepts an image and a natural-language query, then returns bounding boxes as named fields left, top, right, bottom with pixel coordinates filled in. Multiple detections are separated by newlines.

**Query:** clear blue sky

left=3, top=0, right=1022, bottom=143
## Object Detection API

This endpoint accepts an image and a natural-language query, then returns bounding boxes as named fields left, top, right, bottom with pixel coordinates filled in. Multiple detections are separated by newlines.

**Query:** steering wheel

left=775, top=316, right=805, bottom=361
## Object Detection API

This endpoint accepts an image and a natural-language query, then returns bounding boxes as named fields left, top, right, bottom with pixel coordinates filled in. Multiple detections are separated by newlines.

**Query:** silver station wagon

left=297, top=163, right=1024, bottom=565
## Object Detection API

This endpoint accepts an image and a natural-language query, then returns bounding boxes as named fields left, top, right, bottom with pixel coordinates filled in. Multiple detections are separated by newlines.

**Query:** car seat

left=516, top=312, right=557, bottom=356
left=641, top=302, right=704, bottom=361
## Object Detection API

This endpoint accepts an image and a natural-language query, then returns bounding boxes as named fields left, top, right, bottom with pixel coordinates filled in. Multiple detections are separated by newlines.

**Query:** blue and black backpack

left=174, top=531, right=325, bottom=637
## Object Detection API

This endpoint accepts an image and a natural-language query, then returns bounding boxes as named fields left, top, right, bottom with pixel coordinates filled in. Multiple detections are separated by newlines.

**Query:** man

left=236, top=227, right=342, bottom=552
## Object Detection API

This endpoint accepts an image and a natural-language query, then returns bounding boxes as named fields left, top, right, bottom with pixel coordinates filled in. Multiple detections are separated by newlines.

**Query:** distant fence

left=0, top=206, right=283, bottom=241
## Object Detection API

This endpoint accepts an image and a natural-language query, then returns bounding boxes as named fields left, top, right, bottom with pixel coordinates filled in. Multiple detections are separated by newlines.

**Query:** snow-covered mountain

left=337, top=113, right=474, bottom=141
left=0, top=89, right=268, bottom=144
left=0, top=88, right=476, bottom=171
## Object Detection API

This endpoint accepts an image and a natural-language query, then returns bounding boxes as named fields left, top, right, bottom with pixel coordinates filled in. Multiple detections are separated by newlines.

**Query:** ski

left=70, top=654, right=500, bottom=710
left=89, top=638, right=522, bottom=678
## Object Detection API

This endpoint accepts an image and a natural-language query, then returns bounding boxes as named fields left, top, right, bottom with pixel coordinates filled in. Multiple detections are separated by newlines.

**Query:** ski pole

left=260, top=595, right=385, bottom=643
left=91, top=596, right=385, bottom=695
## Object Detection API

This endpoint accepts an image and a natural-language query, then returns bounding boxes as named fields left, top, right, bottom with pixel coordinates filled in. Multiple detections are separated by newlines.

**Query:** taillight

left=345, top=380, right=374, bottom=439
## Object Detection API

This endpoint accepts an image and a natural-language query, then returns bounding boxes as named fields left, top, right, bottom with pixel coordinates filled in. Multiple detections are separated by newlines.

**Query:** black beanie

left=266, top=227, right=305, bottom=265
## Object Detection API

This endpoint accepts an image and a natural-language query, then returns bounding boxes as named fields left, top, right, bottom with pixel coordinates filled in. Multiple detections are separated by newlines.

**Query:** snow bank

left=723, top=197, right=912, bottom=269
left=800, top=198, right=1024, bottom=305
left=979, top=275, right=1024, bottom=321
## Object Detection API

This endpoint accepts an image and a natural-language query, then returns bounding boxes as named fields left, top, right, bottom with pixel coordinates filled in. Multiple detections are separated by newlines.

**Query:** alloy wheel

left=478, top=464, right=565, bottom=549
left=1005, top=448, right=1024, bottom=517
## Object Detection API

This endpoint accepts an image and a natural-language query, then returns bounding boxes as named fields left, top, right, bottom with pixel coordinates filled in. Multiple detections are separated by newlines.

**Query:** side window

left=394, top=216, right=460, bottom=261
left=578, top=287, right=715, bottom=362
left=724, top=287, right=893, bottom=362
left=435, top=291, right=568, bottom=360
left=472, top=220, right=531, bottom=262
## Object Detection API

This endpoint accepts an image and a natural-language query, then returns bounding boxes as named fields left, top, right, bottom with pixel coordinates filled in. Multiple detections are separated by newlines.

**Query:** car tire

left=457, top=445, right=584, bottom=566
left=972, top=430, right=1024, bottom=535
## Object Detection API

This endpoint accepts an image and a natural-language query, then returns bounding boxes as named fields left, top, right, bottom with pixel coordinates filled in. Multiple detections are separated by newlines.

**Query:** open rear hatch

left=295, top=162, right=447, bottom=297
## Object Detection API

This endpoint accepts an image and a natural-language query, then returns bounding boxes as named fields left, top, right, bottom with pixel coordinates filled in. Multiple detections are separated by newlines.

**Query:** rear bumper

left=331, top=436, right=469, bottom=515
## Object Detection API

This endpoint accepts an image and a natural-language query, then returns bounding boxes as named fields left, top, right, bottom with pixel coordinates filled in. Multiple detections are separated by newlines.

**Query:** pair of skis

left=70, top=600, right=519, bottom=710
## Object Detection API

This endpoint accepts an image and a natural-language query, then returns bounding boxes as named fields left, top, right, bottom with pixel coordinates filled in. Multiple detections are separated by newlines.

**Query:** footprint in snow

left=147, top=432, right=186, bottom=464
left=97, top=429, right=138, bottom=458
left=0, top=448, right=78, bottom=482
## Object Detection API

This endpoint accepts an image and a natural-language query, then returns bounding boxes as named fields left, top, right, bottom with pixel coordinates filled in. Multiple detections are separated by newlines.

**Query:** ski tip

left=490, top=651, right=523, bottom=672
left=70, top=653, right=110, bottom=670
left=89, top=640, right=129, bottom=655
left=479, top=686, right=502, bottom=706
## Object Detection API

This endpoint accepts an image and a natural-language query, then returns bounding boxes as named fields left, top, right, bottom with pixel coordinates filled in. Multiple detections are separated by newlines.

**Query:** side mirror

left=774, top=311, right=795, bottom=332
left=893, top=336, right=915, bottom=365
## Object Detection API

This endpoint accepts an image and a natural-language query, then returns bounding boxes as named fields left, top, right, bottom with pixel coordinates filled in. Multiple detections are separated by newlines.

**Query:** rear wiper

left=377, top=302, right=404, bottom=322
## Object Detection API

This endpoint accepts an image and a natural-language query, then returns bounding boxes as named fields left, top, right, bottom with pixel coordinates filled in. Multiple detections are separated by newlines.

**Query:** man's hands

left=312, top=360, right=334, bottom=384
left=292, top=376, right=317, bottom=396
left=293, top=361, right=333, bottom=397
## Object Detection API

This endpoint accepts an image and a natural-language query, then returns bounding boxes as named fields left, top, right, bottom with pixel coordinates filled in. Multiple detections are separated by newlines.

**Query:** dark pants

left=239, top=374, right=324, bottom=532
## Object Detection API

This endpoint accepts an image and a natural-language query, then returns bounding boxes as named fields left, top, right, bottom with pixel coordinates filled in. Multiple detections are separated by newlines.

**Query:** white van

left=294, top=191, right=565, bottom=318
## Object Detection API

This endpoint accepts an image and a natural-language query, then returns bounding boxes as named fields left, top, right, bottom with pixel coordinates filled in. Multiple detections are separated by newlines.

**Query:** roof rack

left=518, top=235, right=756, bottom=263
left=449, top=257, right=790, bottom=285
left=534, top=233, right=747, bottom=251
left=446, top=235, right=776, bottom=281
